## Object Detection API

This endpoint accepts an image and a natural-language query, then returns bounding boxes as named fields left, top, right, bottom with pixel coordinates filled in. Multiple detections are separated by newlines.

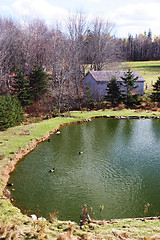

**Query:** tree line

left=119, top=30, right=160, bottom=61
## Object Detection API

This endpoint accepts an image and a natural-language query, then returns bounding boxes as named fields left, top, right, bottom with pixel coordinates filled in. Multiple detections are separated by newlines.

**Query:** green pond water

left=9, top=118, right=160, bottom=222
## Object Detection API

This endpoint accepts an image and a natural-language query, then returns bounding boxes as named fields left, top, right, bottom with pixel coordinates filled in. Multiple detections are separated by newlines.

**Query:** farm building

left=83, top=71, right=145, bottom=100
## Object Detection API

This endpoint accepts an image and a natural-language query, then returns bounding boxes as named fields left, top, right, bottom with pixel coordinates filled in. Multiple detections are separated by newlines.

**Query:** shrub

left=0, top=95, right=24, bottom=131
left=0, top=153, right=5, bottom=160
left=151, top=77, right=160, bottom=104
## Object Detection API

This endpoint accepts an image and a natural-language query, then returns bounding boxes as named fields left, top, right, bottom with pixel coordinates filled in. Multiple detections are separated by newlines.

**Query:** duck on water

left=49, top=168, right=55, bottom=172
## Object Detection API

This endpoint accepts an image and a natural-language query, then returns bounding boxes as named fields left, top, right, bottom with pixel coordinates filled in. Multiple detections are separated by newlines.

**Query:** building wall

left=83, top=73, right=145, bottom=100
left=135, top=82, right=144, bottom=95
left=83, top=73, right=108, bottom=100
left=119, top=82, right=144, bottom=95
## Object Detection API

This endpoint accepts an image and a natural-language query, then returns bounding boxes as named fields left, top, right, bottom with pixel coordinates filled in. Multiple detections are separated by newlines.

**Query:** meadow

left=104, top=60, right=160, bottom=88
left=123, top=61, right=160, bottom=88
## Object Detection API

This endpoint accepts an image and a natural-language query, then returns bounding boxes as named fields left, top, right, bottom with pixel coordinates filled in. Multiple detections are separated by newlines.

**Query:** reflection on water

left=9, top=119, right=160, bottom=222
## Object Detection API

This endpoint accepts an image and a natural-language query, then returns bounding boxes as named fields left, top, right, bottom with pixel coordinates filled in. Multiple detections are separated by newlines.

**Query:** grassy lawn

left=68, top=109, right=160, bottom=119
left=123, top=61, right=160, bottom=88
left=103, top=60, right=160, bottom=88
left=0, top=111, right=160, bottom=239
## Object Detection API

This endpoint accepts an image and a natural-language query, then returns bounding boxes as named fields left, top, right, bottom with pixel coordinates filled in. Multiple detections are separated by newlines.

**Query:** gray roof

left=88, top=71, right=145, bottom=82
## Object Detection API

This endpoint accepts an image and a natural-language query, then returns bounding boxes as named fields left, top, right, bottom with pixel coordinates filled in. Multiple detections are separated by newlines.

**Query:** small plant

left=144, top=203, right=150, bottom=217
left=89, top=207, right=95, bottom=220
left=100, top=204, right=104, bottom=213
left=52, top=108, right=59, bottom=117
left=49, top=210, right=59, bottom=222
left=80, top=204, right=92, bottom=225
left=57, top=225, right=73, bottom=240
left=36, top=219, right=47, bottom=239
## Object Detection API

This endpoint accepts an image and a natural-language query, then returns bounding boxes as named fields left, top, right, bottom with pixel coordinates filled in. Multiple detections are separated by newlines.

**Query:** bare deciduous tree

left=85, top=17, right=120, bottom=71
left=0, top=18, right=25, bottom=93
left=65, top=12, right=87, bottom=108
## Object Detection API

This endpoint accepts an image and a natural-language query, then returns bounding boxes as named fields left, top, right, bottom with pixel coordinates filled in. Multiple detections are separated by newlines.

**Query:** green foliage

left=99, top=204, right=104, bottom=213
left=28, top=64, right=48, bottom=102
left=105, top=77, right=122, bottom=107
left=84, top=84, right=94, bottom=109
left=52, top=108, right=59, bottom=117
left=124, top=61, right=160, bottom=88
left=11, top=65, right=49, bottom=107
left=121, top=69, right=140, bottom=108
left=11, top=68, right=31, bottom=106
left=0, top=95, right=24, bottom=131
left=151, top=77, right=160, bottom=103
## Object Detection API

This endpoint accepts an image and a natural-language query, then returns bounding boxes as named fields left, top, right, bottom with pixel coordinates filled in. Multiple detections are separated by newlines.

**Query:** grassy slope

left=0, top=112, right=160, bottom=239
left=103, top=60, right=160, bottom=88
left=123, top=61, right=160, bottom=88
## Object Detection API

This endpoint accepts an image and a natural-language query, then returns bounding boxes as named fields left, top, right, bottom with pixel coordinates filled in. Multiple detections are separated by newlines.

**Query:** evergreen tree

left=105, top=77, right=122, bottom=107
left=84, top=84, right=94, bottom=109
left=121, top=69, right=140, bottom=108
left=28, top=64, right=48, bottom=102
left=12, top=97, right=24, bottom=124
left=11, top=68, right=31, bottom=106
left=0, top=96, right=9, bottom=130
left=0, top=95, right=24, bottom=131
left=151, top=77, right=160, bottom=103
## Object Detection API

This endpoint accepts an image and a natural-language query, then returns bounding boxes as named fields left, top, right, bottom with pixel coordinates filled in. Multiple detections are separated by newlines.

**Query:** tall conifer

left=11, top=68, right=30, bottom=106
left=28, top=64, right=48, bottom=102
left=151, top=77, right=160, bottom=103
left=121, top=69, right=139, bottom=108
left=105, top=77, right=122, bottom=107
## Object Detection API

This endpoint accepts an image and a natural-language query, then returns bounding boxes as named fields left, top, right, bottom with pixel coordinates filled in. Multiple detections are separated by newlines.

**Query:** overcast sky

left=1, top=0, right=160, bottom=37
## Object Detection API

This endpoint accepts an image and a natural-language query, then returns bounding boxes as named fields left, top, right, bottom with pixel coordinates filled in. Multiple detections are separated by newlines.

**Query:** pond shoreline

left=2, top=120, right=83, bottom=193
left=3, top=114, right=160, bottom=174
left=2, top=114, right=160, bottom=205
left=1, top=111, right=160, bottom=239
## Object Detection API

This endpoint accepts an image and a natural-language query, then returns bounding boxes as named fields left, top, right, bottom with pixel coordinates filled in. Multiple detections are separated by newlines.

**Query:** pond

left=9, top=118, right=160, bottom=222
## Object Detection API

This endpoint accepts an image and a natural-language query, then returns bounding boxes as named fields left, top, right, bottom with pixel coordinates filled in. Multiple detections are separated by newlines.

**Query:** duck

left=49, top=168, right=55, bottom=172
left=7, top=183, right=14, bottom=187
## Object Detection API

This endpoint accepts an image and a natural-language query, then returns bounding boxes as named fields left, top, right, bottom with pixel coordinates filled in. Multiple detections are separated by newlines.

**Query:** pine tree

left=121, top=69, right=140, bottom=108
left=84, top=84, right=94, bottom=109
left=12, top=97, right=24, bottom=124
left=151, top=77, right=160, bottom=103
left=0, top=95, right=24, bottom=131
left=11, top=68, right=31, bottom=106
left=105, top=77, right=122, bottom=107
left=28, top=64, right=48, bottom=102
left=0, top=96, right=9, bottom=130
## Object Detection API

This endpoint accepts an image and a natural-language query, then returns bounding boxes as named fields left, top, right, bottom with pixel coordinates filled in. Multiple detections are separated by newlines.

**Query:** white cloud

left=1, top=0, right=160, bottom=37
left=88, top=0, right=101, bottom=2
left=12, top=0, right=68, bottom=22
left=109, top=1, right=160, bottom=37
